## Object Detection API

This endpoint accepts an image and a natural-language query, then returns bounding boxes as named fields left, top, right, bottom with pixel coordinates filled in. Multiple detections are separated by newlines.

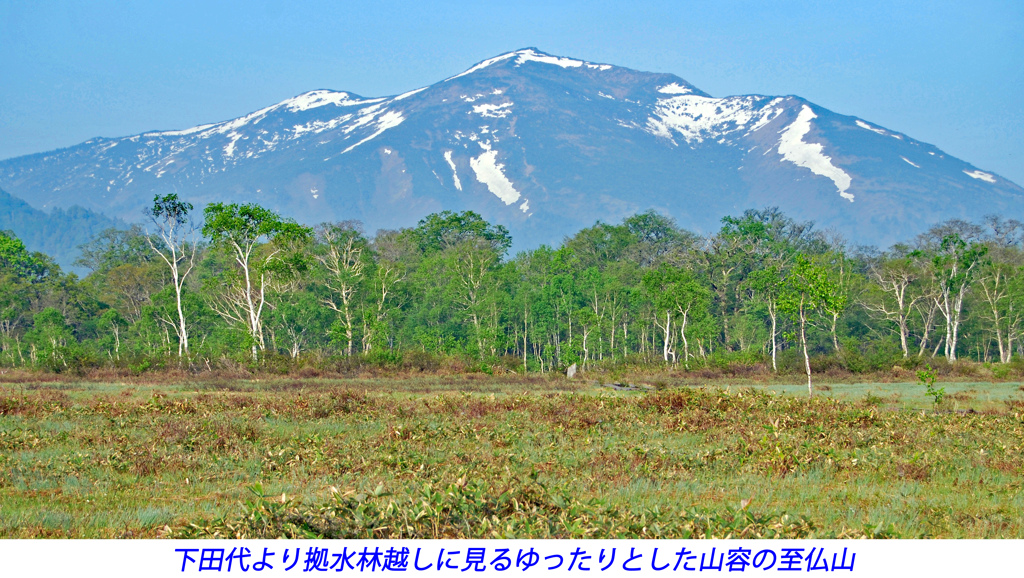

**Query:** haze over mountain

left=1, top=48, right=1020, bottom=255
left=0, top=187, right=123, bottom=268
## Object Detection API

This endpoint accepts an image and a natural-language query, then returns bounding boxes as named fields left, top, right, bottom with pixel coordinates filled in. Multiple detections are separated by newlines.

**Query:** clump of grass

left=175, top=479, right=826, bottom=539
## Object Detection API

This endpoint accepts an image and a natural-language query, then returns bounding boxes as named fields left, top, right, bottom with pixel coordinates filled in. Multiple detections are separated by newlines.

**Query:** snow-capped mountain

left=1, top=48, right=1021, bottom=251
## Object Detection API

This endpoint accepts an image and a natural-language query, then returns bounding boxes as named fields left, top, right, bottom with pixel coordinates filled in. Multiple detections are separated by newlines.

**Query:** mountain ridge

left=0, top=187, right=124, bottom=269
left=1, top=48, right=1020, bottom=251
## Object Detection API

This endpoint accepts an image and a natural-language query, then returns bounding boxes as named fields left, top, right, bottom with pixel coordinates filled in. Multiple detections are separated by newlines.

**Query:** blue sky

left=1, top=0, right=1021, bottom=184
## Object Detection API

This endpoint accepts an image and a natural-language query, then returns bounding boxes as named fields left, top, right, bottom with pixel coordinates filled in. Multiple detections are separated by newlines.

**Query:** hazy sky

left=1, top=0, right=1021, bottom=184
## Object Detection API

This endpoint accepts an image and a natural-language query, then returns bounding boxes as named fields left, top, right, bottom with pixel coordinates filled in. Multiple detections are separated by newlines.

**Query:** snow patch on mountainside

left=645, top=95, right=784, bottom=144
left=3, top=47, right=1022, bottom=261
left=447, top=49, right=610, bottom=72
left=342, top=104, right=387, bottom=134
left=469, top=143, right=521, bottom=205
left=291, top=116, right=353, bottom=139
left=444, top=151, right=462, bottom=191
left=146, top=123, right=217, bottom=137
left=472, top=102, right=513, bottom=118
left=778, top=105, right=854, bottom=202
left=394, top=87, right=428, bottom=101
left=149, top=104, right=271, bottom=139
left=657, top=83, right=692, bottom=95
left=224, top=133, right=243, bottom=157
left=964, top=169, right=996, bottom=183
left=285, top=90, right=363, bottom=112
left=146, top=91, right=385, bottom=146
left=515, top=49, right=584, bottom=69
left=445, top=52, right=519, bottom=82
left=855, top=120, right=887, bottom=135
left=341, top=109, right=405, bottom=154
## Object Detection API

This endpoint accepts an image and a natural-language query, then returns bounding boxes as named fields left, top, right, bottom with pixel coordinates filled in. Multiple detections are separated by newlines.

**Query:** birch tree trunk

left=799, top=297, right=812, bottom=396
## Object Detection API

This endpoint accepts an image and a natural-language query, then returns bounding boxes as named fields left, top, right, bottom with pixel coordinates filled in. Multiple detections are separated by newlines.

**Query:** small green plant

left=468, top=362, right=493, bottom=375
left=917, top=364, right=944, bottom=405
left=990, top=364, right=1010, bottom=380
left=862, top=391, right=884, bottom=406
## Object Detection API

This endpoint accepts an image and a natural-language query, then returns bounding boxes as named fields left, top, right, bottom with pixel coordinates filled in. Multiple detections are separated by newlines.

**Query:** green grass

left=0, top=376, right=1022, bottom=538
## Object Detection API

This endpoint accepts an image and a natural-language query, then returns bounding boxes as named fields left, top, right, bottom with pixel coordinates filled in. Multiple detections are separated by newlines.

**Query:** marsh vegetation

left=1, top=375, right=1021, bottom=538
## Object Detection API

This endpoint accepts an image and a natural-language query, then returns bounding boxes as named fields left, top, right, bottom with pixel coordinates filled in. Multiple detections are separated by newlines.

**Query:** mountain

left=0, top=187, right=124, bottom=270
left=1, top=48, right=1021, bottom=250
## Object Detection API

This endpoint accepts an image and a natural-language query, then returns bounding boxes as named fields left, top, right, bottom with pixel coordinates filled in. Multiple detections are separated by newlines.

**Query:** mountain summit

left=1, top=48, right=1020, bottom=249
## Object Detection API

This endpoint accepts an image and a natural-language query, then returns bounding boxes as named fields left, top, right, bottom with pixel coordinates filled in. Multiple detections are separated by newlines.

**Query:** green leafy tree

left=203, top=203, right=312, bottom=360
left=931, top=233, right=987, bottom=361
left=642, top=264, right=710, bottom=363
left=747, top=265, right=785, bottom=371
left=98, top=309, right=127, bottom=361
left=434, top=238, right=501, bottom=356
left=363, top=230, right=409, bottom=354
left=25, top=307, right=76, bottom=371
left=413, top=211, right=511, bottom=256
left=0, top=231, right=62, bottom=357
left=780, top=255, right=842, bottom=395
left=75, top=225, right=153, bottom=275
left=624, top=210, right=687, bottom=267
left=267, top=288, right=327, bottom=359
left=406, top=212, right=510, bottom=357
left=510, top=246, right=562, bottom=371
left=718, top=208, right=824, bottom=355
left=975, top=242, right=1023, bottom=363
left=820, top=249, right=852, bottom=353
left=563, top=222, right=632, bottom=270
left=862, top=251, right=926, bottom=358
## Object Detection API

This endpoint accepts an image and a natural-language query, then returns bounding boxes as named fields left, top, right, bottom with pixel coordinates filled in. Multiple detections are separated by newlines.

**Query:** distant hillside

left=0, top=188, right=124, bottom=270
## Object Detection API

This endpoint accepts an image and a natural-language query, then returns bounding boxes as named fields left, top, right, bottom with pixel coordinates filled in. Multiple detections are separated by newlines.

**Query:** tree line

left=1, top=195, right=1022, bottom=386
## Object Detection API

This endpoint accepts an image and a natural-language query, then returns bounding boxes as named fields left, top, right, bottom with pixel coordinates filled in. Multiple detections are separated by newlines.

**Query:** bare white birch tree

left=145, top=194, right=198, bottom=358
left=314, top=222, right=366, bottom=356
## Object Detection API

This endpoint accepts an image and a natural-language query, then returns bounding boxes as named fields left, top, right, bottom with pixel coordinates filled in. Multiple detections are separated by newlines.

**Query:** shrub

left=402, top=350, right=440, bottom=372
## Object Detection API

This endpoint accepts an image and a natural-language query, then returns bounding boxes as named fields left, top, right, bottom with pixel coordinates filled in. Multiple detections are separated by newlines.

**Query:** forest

left=1, top=195, right=1022, bottom=383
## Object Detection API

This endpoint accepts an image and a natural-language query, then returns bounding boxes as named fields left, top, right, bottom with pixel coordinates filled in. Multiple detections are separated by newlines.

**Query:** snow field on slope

left=469, top=142, right=521, bottom=205
left=445, top=49, right=612, bottom=82
left=285, top=90, right=368, bottom=112
left=777, top=106, right=853, bottom=201
left=515, top=50, right=583, bottom=68
left=444, top=151, right=463, bottom=191
left=964, top=170, right=996, bottom=183
left=657, top=83, right=692, bottom=95
left=445, top=53, right=519, bottom=81
left=140, top=90, right=399, bottom=168
left=645, top=95, right=784, bottom=144
left=472, top=103, right=513, bottom=118
left=855, top=120, right=887, bottom=135
left=341, top=110, right=405, bottom=154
